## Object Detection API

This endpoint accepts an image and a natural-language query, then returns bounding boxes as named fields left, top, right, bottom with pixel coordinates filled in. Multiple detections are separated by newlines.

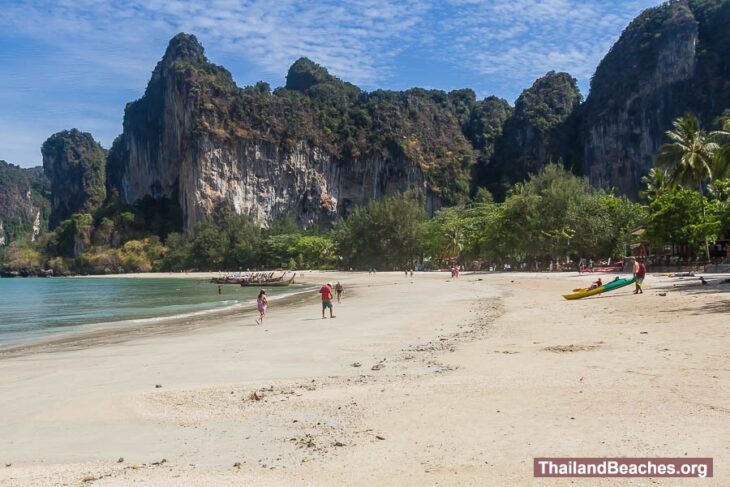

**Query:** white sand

left=0, top=271, right=728, bottom=485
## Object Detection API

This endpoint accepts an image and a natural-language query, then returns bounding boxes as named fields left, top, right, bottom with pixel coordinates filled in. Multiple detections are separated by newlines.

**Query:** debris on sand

left=155, top=384, right=162, bottom=388
left=544, top=344, right=600, bottom=353
left=293, top=434, right=317, bottom=449
left=351, top=362, right=362, bottom=368
left=117, top=457, right=124, bottom=463
left=250, top=391, right=264, bottom=401
left=371, top=363, right=385, bottom=371
left=375, top=435, right=386, bottom=441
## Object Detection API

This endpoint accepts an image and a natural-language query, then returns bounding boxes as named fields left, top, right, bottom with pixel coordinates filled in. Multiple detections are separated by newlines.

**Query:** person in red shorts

left=320, top=282, right=336, bottom=319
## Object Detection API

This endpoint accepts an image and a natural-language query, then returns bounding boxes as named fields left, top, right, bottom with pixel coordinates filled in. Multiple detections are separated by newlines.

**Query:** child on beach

left=335, top=281, right=344, bottom=303
left=589, top=277, right=603, bottom=290
left=256, top=289, right=268, bottom=325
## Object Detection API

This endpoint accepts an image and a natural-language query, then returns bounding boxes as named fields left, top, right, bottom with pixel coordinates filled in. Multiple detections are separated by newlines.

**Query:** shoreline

left=0, top=282, right=319, bottom=358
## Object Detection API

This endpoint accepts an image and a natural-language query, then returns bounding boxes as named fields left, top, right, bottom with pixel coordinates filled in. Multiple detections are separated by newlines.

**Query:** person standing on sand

left=256, top=289, right=268, bottom=324
left=335, top=281, right=344, bottom=303
left=634, top=259, right=646, bottom=294
left=320, top=282, right=335, bottom=319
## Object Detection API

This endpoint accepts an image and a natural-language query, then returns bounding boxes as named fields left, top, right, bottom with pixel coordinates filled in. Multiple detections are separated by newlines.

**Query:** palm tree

left=444, top=226, right=464, bottom=260
left=639, top=168, right=667, bottom=203
left=656, top=113, right=719, bottom=261
left=711, top=111, right=730, bottom=181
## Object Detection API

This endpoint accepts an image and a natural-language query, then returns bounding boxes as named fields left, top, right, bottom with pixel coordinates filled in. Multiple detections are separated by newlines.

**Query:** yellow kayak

left=563, top=277, right=635, bottom=300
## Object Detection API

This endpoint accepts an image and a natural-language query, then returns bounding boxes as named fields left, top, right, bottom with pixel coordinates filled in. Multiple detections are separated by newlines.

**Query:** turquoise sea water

left=0, top=278, right=303, bottom=347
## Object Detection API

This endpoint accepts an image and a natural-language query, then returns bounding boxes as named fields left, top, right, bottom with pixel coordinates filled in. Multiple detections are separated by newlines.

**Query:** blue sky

left=1, top=0, right=659, bottom=167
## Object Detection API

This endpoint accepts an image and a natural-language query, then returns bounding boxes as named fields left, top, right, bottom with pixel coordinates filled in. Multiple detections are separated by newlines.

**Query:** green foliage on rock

left=588, top=1, right=696, bottom=114
left=484, top=72, right=582, bottom=199
left=465, top=96, right=513, bottom=157
left=42, top=129, right=106, bottom=229
left=0, top=161, right=51, bottom=244
left=112, top=35, right=482, bottom=207
left=0, top=240, right=44, bottom=274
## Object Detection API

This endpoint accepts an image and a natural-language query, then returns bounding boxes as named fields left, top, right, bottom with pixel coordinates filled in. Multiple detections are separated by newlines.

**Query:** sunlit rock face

left=0, top=160, right=50, bottom=243
left=106, top=34, right=472, bottom=231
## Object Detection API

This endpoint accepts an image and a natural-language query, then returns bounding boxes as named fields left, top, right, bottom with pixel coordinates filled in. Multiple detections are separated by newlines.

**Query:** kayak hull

left=563, top=277, right=636, bottom=300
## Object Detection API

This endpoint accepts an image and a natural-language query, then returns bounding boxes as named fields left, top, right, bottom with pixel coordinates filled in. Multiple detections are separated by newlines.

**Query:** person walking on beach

left=632, top=257, right=640, bottom=278
left=335, top=281, right=344, bottom=303
left=256, top=289, right=268, bottom=324
left=320, top=282, right=335, bottom=319
left=634, top=259, right=646, bottom=294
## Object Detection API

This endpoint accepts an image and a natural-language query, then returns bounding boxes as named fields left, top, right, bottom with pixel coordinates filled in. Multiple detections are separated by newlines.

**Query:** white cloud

left=432, top=0, right=658, bottom=96
left=2, top=0, right=428, bottom=88
left=0, top=0, right=663, bottom=166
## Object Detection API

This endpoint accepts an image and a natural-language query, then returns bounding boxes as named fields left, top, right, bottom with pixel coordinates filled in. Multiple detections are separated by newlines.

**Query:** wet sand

left=1, top=271, right=728, bottom=485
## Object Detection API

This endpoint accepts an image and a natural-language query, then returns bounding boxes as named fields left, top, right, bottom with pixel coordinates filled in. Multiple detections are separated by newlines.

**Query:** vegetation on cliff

left=111, top=34, right=500, bottom=207
left=42, top=129, right=106, bottom=228
left=580, top=0, right=730, bottom=194
left=480, top=72, right=582, bottom=200
left=0, top=161, right=50, bottom=244
left=586, top=0, right=697, bottom=116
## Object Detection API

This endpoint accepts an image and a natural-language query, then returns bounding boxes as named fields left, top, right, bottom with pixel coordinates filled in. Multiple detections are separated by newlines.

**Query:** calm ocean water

left=0, top=278, right=303, bottom=347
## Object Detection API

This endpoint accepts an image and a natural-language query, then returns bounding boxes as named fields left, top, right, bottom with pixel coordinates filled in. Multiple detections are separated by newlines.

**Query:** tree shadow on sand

left=658, top=298, right=730, bottom=315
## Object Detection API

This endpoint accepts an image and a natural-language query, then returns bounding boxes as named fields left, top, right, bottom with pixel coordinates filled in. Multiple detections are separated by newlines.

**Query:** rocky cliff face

left=175, top=139, right=436, bottom=231
left=42, top=129, right=106, bottom=228
left=482, top=71, right=582, bottom=198
left=108, top=34, right=479, bottom=231
left=37, top=0, right=730, bottom=236
left=0, top=160, right=50, bottom=244
left=582, top=0, right=730, bottom=196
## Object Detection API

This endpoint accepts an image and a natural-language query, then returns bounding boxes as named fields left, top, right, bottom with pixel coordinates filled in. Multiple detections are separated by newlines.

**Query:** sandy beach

left=1, top=271, right=728, bottom=485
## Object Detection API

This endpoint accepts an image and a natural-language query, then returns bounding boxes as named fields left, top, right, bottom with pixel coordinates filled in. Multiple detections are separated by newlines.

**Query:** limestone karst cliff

left=0, top=161, right=50, bottom=245
left=9, top=0, right=730, bottom=243
left=477, top=71, right=582, bottom=199
left=107, top=34, right=505, bottom=231
left=581, top=0, right=730, bottom=195
left=42, top=129, right=106, bottom=229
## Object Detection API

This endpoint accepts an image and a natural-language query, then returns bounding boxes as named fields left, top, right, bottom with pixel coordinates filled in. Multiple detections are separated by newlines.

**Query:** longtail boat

left=240, top=275, right=295, bottom=287
left=210, top=272, right=287, bottom=285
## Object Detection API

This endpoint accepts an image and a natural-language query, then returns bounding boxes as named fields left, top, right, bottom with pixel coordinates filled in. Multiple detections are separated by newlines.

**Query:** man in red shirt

left=320, top=282, right=335, bottom=319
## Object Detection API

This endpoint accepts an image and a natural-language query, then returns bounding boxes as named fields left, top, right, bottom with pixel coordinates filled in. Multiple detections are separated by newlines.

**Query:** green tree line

left=3, top=110, right=730, bottom=276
